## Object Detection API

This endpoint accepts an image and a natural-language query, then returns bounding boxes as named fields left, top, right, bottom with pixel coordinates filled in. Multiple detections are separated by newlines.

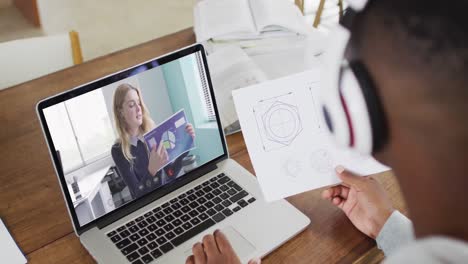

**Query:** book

left=194, top=0, right=311, bottom=42
left=143, top=109, right=195, bottom=171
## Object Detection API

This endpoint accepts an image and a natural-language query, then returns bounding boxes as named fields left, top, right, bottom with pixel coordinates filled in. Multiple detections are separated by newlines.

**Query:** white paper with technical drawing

left=233, top=69, right=389, bottom=201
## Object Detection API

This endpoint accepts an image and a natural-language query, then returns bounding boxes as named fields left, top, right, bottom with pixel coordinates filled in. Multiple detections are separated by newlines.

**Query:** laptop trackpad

left=222, top=226, right=256, bottom=258
left=184, top=226, right=256, bottom=259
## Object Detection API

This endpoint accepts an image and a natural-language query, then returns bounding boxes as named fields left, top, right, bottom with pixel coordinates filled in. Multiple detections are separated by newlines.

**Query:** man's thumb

left=248, top=258, right=261, bottom=264
left=336, top=165, right=364, bottom=186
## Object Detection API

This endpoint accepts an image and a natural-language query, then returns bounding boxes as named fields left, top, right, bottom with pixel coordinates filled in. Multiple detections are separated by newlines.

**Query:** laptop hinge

left=96, top=162, right=218, bottom=230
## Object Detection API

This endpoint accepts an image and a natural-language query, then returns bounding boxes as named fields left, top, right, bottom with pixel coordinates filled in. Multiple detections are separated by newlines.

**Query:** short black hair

left=351, top=0, right=468, bottom=114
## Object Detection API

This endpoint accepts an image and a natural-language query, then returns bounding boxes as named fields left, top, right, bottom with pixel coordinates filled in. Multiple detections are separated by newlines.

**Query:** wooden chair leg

left=313, top=0, right=327, bottom=28
left=69, top=30, right=83, bottom=65
left=295, top=0, right=305, bottom=14
left=338, top=0, right=344, bottom=20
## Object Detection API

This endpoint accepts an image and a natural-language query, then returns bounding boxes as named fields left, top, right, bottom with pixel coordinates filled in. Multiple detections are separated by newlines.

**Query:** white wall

left=36, top=0, right=195, bottom=60
left=100, top=66, right=173, bottom=136
left=137, top=67, right=173, bottom=125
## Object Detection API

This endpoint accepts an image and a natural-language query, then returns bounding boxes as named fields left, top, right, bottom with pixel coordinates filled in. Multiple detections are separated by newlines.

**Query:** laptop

left=36, top=44, right=310, bottom=263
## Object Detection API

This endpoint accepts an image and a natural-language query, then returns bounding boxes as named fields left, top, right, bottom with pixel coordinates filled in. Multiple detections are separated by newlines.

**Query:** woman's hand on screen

left=148, top=141, right=168, bottom=175
left=186, top=123, right=196, bottom=140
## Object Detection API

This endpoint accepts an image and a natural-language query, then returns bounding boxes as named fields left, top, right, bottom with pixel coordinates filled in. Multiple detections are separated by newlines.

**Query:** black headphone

left=319, top=0, right=387, bottom=154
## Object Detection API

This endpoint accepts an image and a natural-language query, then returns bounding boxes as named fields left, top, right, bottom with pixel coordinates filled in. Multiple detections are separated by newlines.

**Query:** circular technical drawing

left=162, top=130, right=176, bottom=150
left=310, top=149, right=333, bottom=173
left=262, top=101, right=302, bottom=145
left=269, top=108, right=297, bottom=138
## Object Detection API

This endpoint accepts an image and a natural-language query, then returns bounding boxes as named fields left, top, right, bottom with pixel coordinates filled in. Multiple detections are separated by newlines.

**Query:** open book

left=194, top=0, right=310, bottom=42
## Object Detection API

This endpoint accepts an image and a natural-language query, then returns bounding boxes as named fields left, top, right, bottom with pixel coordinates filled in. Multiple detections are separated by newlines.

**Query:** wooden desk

left=0, top=28, right=407, bottom=263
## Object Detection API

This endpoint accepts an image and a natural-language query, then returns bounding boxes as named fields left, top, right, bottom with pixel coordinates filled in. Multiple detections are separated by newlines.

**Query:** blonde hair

left=113, top=83, right=155, bottom=162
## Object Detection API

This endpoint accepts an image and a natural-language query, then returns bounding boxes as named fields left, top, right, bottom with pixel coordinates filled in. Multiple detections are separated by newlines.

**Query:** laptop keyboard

left=106, top=173, right=257, bottom=264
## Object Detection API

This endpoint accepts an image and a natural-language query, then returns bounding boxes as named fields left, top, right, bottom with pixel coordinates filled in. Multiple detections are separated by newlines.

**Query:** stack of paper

left=199, top=0, right=332, bottom=134
left=194, top=0, right=311, bottom=42
left=207, top=46, right=267, bottom=134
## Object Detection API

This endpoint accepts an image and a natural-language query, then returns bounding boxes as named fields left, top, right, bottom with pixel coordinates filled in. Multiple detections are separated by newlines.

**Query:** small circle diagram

left=284, top=158, right=303, bottom=178
left=162, top=130, right=176, bottom=150
left=262, top=101, right=303, bottom=146
left=310, top=149, right=333, bottom=173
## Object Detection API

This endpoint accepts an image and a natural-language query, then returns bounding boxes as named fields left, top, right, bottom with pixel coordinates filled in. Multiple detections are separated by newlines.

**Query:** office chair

left=0, top=30, right=83, bottom=90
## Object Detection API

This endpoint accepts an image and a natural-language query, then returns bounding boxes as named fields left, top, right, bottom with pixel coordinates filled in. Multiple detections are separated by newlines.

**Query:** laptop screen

left=39, top=46, right=226, bottom=228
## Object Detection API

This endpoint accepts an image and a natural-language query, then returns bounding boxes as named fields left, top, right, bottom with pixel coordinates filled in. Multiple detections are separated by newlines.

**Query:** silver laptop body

left=37, top=44, right=310, bottom=264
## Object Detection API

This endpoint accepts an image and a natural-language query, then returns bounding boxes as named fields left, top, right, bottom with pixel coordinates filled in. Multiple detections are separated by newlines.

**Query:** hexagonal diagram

left=262, top=101, right=302, bottom=145
left=254, top=92, right=303, bottom=152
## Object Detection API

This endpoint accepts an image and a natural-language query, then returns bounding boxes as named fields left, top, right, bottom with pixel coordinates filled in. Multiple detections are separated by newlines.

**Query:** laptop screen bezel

left=36, top=44, right=228, bottom=235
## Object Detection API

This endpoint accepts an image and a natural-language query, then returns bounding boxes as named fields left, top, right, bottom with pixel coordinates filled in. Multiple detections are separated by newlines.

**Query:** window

left=195, top=51, right=216, bottom=122
left=66, top=90, right=115, bottom=161
left=44, top=89, right=115, bottom=173
left=44, top=103, right=83, bottom=172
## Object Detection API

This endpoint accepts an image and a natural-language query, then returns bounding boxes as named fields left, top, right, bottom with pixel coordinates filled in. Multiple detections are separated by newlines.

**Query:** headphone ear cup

left=348, top=61, right=388, bottom=153
left=319, top=25, right=353, bottom=148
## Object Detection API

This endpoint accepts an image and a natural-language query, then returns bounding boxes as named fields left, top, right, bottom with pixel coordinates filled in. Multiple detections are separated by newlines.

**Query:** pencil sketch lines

left=253, top=92, right=303, bottom=152
left=283, top=158, right=303, bottom=181
left=310, top=149, right=333, bottom=173
left=307, top=83, right=322, bottom=130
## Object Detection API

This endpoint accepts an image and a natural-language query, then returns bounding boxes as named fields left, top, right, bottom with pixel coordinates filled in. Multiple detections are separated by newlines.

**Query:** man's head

left=348, top=0, right=468, bottom=238
left=349, top=0, right=468, bottom=166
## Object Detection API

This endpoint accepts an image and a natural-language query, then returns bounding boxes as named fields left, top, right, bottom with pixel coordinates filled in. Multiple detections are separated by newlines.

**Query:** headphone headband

left=319, top=3, right=388, bottom=154
left=346, top=0, right=369, bottom=11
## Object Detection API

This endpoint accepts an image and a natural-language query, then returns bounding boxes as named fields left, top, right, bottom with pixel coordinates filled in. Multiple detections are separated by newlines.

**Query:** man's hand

left=322, top=166, right=394, bottom=239
left=186, top=230, right=260, bottom=264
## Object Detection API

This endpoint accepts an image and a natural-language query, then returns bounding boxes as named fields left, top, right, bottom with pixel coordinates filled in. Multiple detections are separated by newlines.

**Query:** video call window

left=43, top=52, right=224, bottom=226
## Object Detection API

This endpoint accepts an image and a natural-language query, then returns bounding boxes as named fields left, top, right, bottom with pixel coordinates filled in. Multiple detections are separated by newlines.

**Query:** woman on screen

left=111, top=83, right=195, bottom=199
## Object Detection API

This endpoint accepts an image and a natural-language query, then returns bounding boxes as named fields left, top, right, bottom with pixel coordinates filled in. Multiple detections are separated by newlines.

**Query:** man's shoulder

left=385, top=236, right=468, bottom=264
